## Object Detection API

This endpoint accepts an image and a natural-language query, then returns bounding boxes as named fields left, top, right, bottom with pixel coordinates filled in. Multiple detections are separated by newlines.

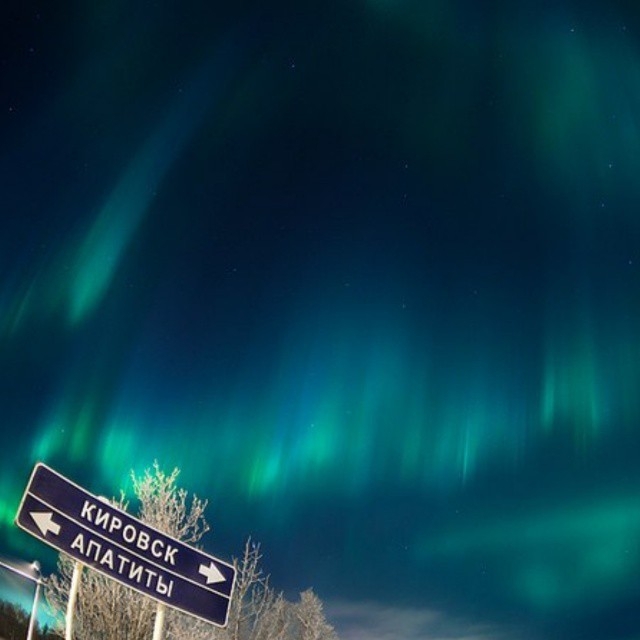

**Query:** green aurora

left=1, top=1, right=640, bottom=638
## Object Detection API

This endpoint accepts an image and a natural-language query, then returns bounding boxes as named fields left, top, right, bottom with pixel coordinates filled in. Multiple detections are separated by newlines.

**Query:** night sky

left=2, top=1, right=640, bottom=638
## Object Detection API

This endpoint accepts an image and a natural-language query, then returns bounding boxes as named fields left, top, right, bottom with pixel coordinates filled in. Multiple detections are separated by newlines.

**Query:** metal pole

left=66, top=562, right=83, bottom=640
left=0, top=558, right=42, bottom=640
left=26, top=562, right=41, bottom=640
left=152, top=602, right=165, bottom=640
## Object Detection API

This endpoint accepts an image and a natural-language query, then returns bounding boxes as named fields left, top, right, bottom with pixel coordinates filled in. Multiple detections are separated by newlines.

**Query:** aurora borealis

left=2, top=0, right=640, bottom=638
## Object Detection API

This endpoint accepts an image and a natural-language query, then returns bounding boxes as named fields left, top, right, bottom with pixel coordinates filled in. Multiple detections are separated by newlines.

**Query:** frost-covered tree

left=290, top=590, right=338, bottom=640
left=218, top=538, right=290, bottom=640
left=216, top=541, right=337, bottom=640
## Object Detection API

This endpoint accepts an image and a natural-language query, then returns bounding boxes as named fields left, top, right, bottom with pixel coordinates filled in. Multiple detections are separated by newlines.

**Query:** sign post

left=15, top=463, right=236, bottom=629
left=66, top=561, right=82, bottom=640
left=0, top=559, right=42, bottom=640
left=153, top=603, right=166, bottom=640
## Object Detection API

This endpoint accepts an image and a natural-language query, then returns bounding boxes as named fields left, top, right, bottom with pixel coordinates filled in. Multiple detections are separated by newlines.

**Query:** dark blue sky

left=2, top=1, right=640, bottom=638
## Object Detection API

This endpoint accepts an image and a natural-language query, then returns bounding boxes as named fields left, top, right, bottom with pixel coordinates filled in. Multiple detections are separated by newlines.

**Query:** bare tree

left=218, top=539, right=290, bottom=640
left=132, top=462, right=209, bottom=545
left=220, top=541, right=337, bottom=640
left=290, top=590, right=338, bottom=640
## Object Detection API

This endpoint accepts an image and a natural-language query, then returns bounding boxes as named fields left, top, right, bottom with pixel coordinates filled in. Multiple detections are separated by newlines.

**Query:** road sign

left=15, top=463, right=236, bottom=627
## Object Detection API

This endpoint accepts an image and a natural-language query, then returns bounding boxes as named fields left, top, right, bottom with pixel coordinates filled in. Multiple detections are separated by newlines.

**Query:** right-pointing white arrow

left=199, top=561, right=226, bottom=585
left=30, top=511, right=61, bottom=537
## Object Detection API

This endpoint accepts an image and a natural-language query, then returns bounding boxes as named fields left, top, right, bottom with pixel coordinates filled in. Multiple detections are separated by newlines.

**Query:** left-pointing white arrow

left=198, top=561, right=226, bottom=585
left=30, top=511, right=61, bottom=537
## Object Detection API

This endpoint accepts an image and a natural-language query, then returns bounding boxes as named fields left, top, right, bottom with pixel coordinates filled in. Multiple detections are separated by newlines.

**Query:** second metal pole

left=26, top=567, right=41, bottom=640
left=66, top=561, right=83, bottom=640
left=152, top=602, right=165, bottom=640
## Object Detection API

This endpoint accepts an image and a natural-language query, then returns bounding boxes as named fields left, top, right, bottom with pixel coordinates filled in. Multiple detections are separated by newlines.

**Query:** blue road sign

left=15, top=463, right=236, bottom=627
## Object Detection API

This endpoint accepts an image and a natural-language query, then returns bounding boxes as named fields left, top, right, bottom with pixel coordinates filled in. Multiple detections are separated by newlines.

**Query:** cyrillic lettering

left=151, top=539, right=164, bottom=558
left=156, top=575, right=174, bottom=597
left=123, top=524, right=136, bottom=544
left=80, top=501, right=95, bottom=522
left=137, top=531, right=150, bottom=551
left=117, top=554, right=130, bottom=573
left=99, top=549, right=115, bottom=570
left=129, top=563, right=144, bottom=583
left=108, top=516, right=122, bottom=534
left=71, top=533, right=85, bottom=553
left=143, top=568, right=157, bottom=588
left=95, top=509, right=110, bottom=529
left=67, top=529, right=179, bottom=601
left=164, top=545, right=178, bottom=565
left=86, top=540, right=102, bottom=561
